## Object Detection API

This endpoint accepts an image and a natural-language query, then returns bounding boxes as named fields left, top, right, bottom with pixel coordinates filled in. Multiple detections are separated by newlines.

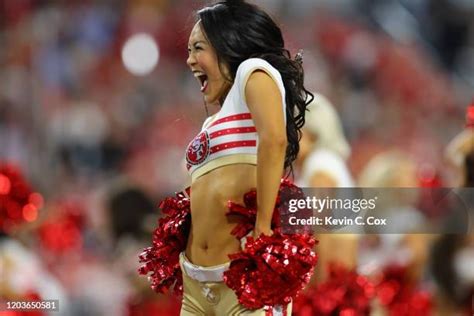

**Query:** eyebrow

left=188, top=40, right=206, bottom=47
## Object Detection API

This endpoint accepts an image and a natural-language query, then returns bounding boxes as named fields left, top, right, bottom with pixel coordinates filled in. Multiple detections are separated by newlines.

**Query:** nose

left=187, top=52, right=196, bottom=68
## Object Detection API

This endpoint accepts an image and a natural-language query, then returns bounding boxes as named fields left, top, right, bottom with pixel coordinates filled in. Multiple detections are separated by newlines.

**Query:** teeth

left=193, top=72, right=206, bottom=77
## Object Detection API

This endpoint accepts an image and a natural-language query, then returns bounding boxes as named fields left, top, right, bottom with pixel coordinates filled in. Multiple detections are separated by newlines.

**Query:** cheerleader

left=139, top=1, right=317, bottom=315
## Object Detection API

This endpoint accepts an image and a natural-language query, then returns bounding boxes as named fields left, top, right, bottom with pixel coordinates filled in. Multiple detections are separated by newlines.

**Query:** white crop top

left=185, top=58, right=287, bottom=181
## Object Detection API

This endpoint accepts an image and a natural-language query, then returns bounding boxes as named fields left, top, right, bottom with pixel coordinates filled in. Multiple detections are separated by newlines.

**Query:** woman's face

left=187, top=22, right=230, bottom=105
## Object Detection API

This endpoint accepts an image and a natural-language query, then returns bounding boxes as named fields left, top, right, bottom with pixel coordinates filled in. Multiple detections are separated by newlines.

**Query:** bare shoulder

left=245, top=70, right=281, bottom=105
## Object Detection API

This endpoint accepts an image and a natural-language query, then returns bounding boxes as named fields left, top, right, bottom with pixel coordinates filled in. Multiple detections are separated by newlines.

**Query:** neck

left=218, top=81, right=232, bottom=106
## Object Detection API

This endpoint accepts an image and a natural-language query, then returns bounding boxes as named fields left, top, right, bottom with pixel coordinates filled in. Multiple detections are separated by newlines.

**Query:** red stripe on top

left=209, top=126, right=257, bottom=139
left=210, top=140, right=256, bottom=154
left=209, top=113, right=252, bottom=128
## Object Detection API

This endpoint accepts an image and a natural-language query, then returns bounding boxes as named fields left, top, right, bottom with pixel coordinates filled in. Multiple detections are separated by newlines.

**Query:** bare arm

left=245, top=70, right=287, bottom=237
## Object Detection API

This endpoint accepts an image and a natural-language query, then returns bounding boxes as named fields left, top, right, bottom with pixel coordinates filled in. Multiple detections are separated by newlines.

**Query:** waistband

left=179, top=252, right=230, bottom=283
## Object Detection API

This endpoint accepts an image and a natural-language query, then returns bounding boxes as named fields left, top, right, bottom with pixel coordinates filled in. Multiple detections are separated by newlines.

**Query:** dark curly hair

left=465, top=150, right=474, bottom=186
left=196, top=0, right=314, bottom=173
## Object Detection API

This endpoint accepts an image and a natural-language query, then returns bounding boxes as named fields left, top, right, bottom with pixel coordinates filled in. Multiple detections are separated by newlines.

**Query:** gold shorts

left=179, top=252, right=292, bottom=315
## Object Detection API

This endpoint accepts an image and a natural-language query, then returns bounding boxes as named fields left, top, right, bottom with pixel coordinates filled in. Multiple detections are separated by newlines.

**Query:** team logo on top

left=186, top=131, right=210, bottom=166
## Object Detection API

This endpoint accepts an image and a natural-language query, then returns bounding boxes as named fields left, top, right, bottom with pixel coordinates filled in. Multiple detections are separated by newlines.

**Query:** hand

left=253, top=226, right=273, bottom=239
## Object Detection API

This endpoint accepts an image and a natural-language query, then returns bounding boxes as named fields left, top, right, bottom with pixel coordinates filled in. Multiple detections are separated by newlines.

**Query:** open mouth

left=194, top=72, right=208, bottom=92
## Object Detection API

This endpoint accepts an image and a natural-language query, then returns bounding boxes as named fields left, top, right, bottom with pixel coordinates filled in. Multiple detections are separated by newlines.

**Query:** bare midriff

left=185, top=163, right=257, bottom=267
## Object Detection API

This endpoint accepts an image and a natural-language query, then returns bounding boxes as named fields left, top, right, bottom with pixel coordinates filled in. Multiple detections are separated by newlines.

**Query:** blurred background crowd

left=1, top=0, right=473, bottom=315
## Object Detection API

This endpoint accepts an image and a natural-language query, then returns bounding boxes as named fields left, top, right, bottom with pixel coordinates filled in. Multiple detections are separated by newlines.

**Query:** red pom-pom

left=138, top=189, right=191, bottom=296
left=226, top=179, right=311, bottom=239
left=466, top=102, right=474, bottom=128
left=0, top=162, right=42, bottom=233
left=38, top=199, right=85, bottom=254
left=293, top=264, right=375, bottom=316
left=128, top=296, right=181, bottom=316
left=223, top=231, right=318, bottom=309
left=226, top=188, right=279, bottom=239
left=375, top=265, right=433, bottom=316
